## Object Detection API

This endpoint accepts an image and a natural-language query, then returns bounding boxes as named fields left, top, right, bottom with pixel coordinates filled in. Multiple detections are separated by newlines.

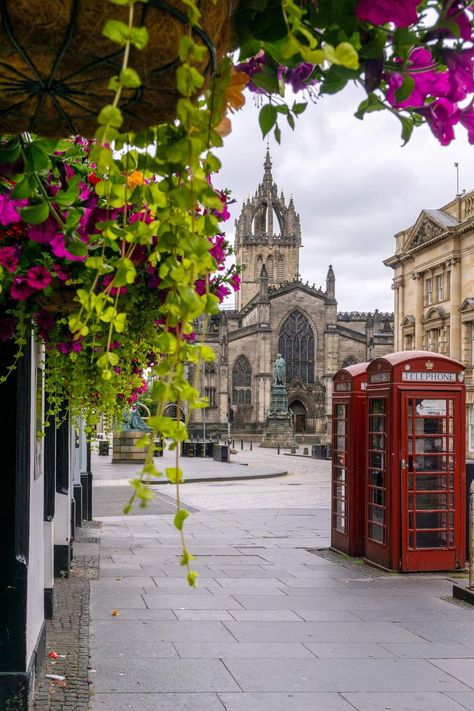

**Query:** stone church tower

left=234, top=149, right=301, bottom=310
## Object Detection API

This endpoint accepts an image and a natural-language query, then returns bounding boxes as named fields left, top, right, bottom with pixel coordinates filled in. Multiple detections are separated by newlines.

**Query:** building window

left=427, top=328, right=440, bottom=353
left=426, top=278, right=433, bottom=305
left=266, top=255, right=274, bottom=280
left=404, top=333, right=414, bottom=350
left=232, top=355, right=252, bottom=405
left=436, top=274, right=444, bottom=302
left=469, top=406, right=474, bottom=452
left=205, top=387, right=216, bottom=407
left=278, top=310, right=315, bottom=384
left=277, top=255, right=284, bottom=281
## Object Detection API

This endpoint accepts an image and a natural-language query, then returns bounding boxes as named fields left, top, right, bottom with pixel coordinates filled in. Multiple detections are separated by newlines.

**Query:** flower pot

left=0, top=0, right=235, bottom=137
left=35, top=280, right=77, bottom=313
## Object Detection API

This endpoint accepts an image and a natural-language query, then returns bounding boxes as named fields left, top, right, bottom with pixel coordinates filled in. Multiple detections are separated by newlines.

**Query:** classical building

left=189, top=151, right=394, bottom=439
left=384, top=189, right=474, bottom=457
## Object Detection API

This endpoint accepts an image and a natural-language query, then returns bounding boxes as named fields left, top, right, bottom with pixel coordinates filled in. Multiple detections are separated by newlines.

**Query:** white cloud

left=216, top=83, right=474, bottom=313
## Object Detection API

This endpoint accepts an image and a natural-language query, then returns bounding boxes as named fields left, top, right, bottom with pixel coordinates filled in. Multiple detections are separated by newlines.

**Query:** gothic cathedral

left=189, top=151, right=394, bottom=440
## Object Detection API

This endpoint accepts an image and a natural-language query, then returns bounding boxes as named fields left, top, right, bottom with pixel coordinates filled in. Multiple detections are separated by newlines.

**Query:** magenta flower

left=418, top=98, right=460, bottom=145
left=214, top=283, right=231, bottom=302
left=0, top=245, right=19, bottom=272
left=29, top=216, right=60, bottom=244
left=459, top=103, right=474, bottom=143
left=34, top=311, right=55, bottom=331
left=50, top=234, right=86, bottom=262
left=356, top=0, right=421, bottom=27
left=386, top=49, right=450, bottom=108
left=445, top=2, right=473, bottom=41
left=444, top=49, right=474, bottom=102
left=26, top=265, right=53, bottom=290
left=52, top=264, right=70, bottom=282
left=194, top=278, right=207, bottom=296
left=229, top=274, right=241, bottom=292
left=0, top=315, right=15, bottom=342
left=56, top=342, right=71, bottom=354
left=281, top=63, right=318, bottom=93
left=10, top=276, right=34, bottom=301
left=0, top=192, right=28, bottom=225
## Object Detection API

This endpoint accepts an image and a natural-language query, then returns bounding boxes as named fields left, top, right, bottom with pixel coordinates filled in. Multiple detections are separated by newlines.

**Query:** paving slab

left=221, top=658, right=470, bottom=693
left=341, top=692, right=467, bottom=710
left=217, top=692, right=355, bottom=711
left=90, top=657, right=240, bottom=693
left=445, top=692, right=474, bottom=709
left=173, top=641, right=315, bottom=659
left=91, top=692, right=225, bottom=711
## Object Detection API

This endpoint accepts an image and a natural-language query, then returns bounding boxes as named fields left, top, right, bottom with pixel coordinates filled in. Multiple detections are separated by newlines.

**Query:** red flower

left=0, top=245, right=19, bottom=272
left=26, top=265, right=52, bottom=290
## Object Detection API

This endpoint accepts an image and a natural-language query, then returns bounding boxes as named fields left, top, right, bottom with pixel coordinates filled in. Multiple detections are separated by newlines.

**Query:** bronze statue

left=274, top=353, right=286, bottom=385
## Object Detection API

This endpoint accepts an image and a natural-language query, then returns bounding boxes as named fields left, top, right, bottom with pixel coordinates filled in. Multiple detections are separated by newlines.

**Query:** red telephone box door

left=400, top=392, right=463, bottom=571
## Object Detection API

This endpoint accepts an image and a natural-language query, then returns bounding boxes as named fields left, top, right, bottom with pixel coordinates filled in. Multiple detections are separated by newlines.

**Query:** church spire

left=326, top=264, right=335, bottom=301
left=263, top=146, right=273, bottom=192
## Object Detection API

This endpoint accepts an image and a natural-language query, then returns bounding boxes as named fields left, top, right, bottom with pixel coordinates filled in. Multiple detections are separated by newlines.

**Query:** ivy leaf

left=19, top=201, right=49, bottom=224
left=394, top=75, right=415, bottom=105
left=97, top=105, right=124, bottom=128
left=259, top=104, right=277, bottom=138
left=24, top=144, right=50, bottom=172
left=102, top=19, right=129, bottom=45
left=130, top=26, right=149, bottom=50
left=120, top=67, right=141, bottom=88
left=11, top=175, right=36, bottom=199
left=173, top=508, right=188, bottom=529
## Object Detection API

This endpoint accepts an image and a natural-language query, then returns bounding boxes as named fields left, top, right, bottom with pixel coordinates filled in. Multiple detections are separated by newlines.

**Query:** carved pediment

left=409, top=218, right=444, bottom=248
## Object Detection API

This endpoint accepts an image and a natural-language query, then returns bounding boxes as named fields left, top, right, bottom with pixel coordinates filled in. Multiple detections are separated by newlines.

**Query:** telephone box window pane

left=335, top=468, right=346, bottom=482
left=369, top=470, right=384, bottom=487
left=449, top=531, right=455, bottom=546
left=415, top=437, right=443, bottom=453
left=409, top=533, right=415, bottom=549
left=408, top=474, right=414, bottom=490
left=415, top=455, right=446, bottom=472
left=414, top=417, right=446, bottom=434
left=369, top=523, right=384, bottom=543
left=370, top=505, right=384, bottom=524
left=371, top=434, right=384, bottom=450
left=335, top=483, right=345, bottom=499
left=335, top=516, right=345, bottom=532
left=415, top=474, right=446, bottom=490
left=369, top=489, right=385, bottom=505
left=370, top=399, right=386, bottom=415
left=370, top=451, right=385, bottom=469
left=372, top=416, right=385, bottom=433
left=336, top=436, right=346, bottom=451
left=335, top=453, right=346, bottom=467
left=416, top=511, right=448, bottom=529
left=416, top=531, right=448, bottom=548
left=336, top=420, right=346, bottom=435
left=336, top=404, right=346, bottom=418
left=336, top=499, right=345, bottom=515
left=416, top=493, right=446, bottom=510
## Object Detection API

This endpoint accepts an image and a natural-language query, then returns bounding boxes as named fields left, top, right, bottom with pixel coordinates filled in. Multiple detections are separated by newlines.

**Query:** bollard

left=241, top=439, right=244, bottom=450
left=232, top=439, right=235, bottom=448
left=470, top=480, right=474, bottom=590
left=277, top=443, right=280, bottom=454
left=250, top=441, right=253, bottom=451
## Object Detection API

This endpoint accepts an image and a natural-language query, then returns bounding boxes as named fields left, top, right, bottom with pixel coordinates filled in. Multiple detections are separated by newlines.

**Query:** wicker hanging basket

left=0, top=0, right=235, bottom=138
left=35, top=280, right=78, bottom=313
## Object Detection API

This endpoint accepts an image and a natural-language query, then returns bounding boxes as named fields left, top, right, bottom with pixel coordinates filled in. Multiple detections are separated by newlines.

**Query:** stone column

left=449, top=257, right=462, bottom=360
left=414, top=272, right=424, bottom=350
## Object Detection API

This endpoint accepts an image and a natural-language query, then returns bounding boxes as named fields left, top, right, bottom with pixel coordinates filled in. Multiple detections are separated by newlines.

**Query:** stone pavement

left=88, top=450, right=474, bottom=711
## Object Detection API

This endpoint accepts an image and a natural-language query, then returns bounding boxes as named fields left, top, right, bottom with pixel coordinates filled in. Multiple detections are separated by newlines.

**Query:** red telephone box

left=365, top=351, right=466, bottom=572
left=331, top=363, right=369, bottom=556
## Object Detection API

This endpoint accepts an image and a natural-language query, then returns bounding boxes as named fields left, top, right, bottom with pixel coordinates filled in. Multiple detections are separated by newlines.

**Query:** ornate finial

left=263, top=147, right=273, bottom=190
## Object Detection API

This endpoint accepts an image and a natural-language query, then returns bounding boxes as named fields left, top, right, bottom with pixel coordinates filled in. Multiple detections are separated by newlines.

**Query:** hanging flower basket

left=0, top=0, right=235, bottom=137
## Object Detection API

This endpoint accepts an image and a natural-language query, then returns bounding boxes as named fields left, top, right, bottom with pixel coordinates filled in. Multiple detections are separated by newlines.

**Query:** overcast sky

left=215, top=83, right=474, bottom=314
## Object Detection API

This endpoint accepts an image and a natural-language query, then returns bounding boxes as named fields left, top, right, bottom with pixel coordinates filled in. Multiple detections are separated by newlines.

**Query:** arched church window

left=342, top=355, right=358, bottom=368
left=278, top=310, right=315, bottom=384
left=277, top=255, right=284, bottom=281
left=232, top=356, right=252, bottom=405
left=255, top=255, right=263, bottom=280
left=266, top=255, right=274, bottom=280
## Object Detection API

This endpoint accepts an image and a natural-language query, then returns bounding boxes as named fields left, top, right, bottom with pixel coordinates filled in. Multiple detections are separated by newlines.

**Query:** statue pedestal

left=112, top=431, right=148, bottom=463
left=260, top=384, right=297, bottom=449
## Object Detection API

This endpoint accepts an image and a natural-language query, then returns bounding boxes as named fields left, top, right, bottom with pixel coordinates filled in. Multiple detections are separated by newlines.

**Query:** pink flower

left=418, top=98, right=460, bottom=145
left=0, top=193, right=27, bottom=225
left=10, top=276, right=34, bottom=300
left=50, top=234, right=86, bottom=262
left=52, top=264, right=70, bottom=282
left=56, top=342, right=71, bottom=354
left=459, top=103, right=474, bottom=143
left=29, top=216, right=59, bottom=244
left=356, top=0, right=421, bottom=27
left=0, top=315, right=15, bottom=342
left=445, top=2, right=473, bottom=41
left=26, top=265, right=52, bottom=290
left=444, top=49, right=474, bottom=102
left=0, top=245, right=19, bottom=272
left=229, top=274, right=241, bottom=292
left=386, top=49, right=450, bottom=108
left=194, top=279, right=207, bottom=296
left=214, top=284, right=230, bottom=302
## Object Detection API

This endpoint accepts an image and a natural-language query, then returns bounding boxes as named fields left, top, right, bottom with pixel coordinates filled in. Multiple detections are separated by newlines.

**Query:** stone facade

left=189, top=152, right=394, bottom=440
left=384, top=189, right=474, bottom=457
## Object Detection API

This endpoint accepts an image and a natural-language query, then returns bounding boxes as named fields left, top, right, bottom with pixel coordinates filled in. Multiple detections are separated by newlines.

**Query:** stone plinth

left=112, top=431, right=148, bottom=463
left=260, top=384, right=297, bottom=449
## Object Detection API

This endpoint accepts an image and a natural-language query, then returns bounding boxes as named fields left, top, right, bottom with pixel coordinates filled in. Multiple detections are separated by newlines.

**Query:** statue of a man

left=274, top=353, right=286, bottom=385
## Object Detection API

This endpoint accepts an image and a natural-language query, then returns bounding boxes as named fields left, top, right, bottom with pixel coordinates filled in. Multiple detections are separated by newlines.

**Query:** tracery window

left=278, top=310, right=315, bottom=383
left=232, top=355, right=252, bottom=405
